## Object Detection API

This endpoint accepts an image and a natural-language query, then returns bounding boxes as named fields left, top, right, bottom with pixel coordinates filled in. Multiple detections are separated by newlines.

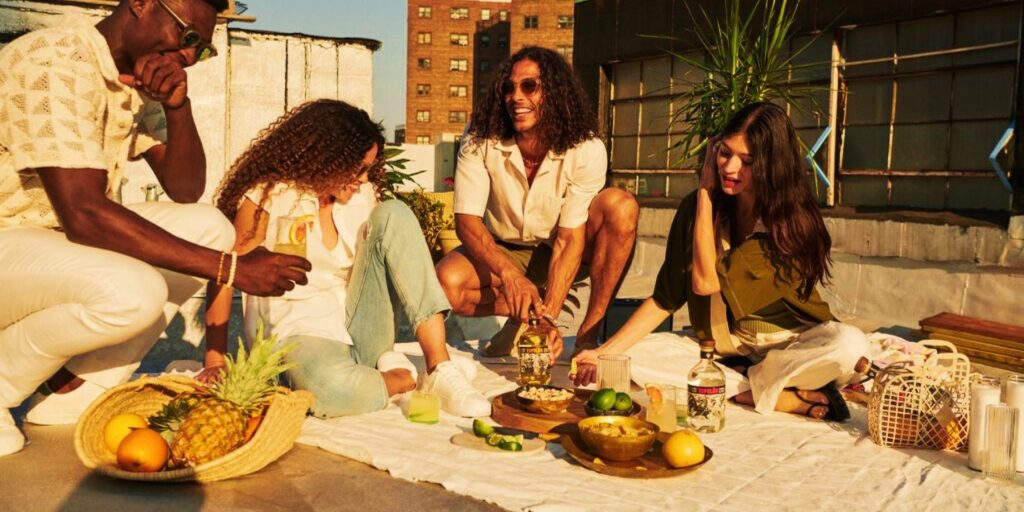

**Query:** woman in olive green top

left=573, top=103, right=868, bottom=420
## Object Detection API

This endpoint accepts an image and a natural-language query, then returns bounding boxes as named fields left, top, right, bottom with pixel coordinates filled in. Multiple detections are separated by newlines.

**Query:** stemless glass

left=644, top=383, right=678, bottom=433
left=1004, top=374, right=1024, bottom=472
left=597, top=354, right=630, bottom=394
left=274, top=216, right=309, bottom=258
left=983, top=403, right=1019, bottom=481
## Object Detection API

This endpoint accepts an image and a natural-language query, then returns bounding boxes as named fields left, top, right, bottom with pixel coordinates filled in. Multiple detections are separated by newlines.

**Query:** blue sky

left=242, top=0, right=407, bottom=139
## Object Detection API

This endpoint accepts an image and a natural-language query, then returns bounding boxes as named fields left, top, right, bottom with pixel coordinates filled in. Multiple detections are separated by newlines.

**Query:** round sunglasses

left=156, top=0, right=218, bottom=62
left=502, top=77, right=541, bottom=97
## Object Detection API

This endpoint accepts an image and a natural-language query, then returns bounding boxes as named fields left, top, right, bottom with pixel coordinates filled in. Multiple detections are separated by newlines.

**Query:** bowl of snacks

left=577, top=416, right=659, bottom=462
left=516, top=385, right=575, bottom=414
left=584, top=388, right=637, bottom=417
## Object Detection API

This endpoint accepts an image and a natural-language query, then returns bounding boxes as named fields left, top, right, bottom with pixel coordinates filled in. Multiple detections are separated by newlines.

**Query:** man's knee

left=594, top=188, right=639, bottom=235
left=177, top=204, right=236, bottom=252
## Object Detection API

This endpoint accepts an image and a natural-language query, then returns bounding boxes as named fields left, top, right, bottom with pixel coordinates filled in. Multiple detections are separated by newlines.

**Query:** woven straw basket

left=867, top=340, right=971, bottom=451
left=74, top=374, right=313, bottom=483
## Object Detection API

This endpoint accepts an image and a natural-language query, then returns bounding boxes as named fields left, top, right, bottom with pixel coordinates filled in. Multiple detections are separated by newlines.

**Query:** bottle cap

left=699, top=340, right=716, bottom=351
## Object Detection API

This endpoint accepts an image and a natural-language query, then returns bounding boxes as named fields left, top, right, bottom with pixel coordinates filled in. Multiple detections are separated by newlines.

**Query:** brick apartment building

left=405, top=0, right=575, bottom=145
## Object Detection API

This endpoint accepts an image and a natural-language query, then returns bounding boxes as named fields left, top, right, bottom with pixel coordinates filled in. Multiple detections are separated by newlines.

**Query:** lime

left=498, top=439, right=523, bottom=452
left=589, top=388, right=617, bottom=411
left=614, top=392, right=633, bottom=411
left=485, top=433, right=503, bottom=446
left=473, top=419, right=494, bottom=438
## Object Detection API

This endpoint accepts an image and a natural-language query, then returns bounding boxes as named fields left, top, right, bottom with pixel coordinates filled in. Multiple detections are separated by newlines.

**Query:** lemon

left=473, top=418, right=494, bottom=438
left=662, top=429, right=705, bottom=468
left=589, top=388, right=617, bottom=411
left=613, top=392, right=633, bottom=411
left=103, top=413, right=148, bottom=453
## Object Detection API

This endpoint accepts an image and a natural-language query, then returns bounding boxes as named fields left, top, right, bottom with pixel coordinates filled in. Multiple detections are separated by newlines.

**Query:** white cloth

left=297, top=338, right=1024, bottom=512
left=0, top=15, right=166, bottom=230
left=0, top=202, right=234, bottom=407
left=454, top=136, right=606, bottom=246
left=241, top=183, right=376, bottom=345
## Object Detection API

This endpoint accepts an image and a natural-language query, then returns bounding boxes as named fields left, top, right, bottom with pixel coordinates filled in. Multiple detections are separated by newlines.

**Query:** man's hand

left=233, top=246, right=311, bottom=297
left=118, top=53, right=189, bottom=109
left=542, top=323, right=563, bottom=364
left=498, top=269, right=543, bottom=322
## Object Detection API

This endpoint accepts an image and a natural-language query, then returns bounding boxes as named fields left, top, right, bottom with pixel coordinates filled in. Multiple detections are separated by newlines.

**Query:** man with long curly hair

left=437, top=46, right=639, bottom=360
left=0, top=0, right=309, bottom=457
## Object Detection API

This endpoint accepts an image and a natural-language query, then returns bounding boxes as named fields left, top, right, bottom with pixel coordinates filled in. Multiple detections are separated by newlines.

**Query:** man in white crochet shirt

left=0, top=0, right=311, bottom=457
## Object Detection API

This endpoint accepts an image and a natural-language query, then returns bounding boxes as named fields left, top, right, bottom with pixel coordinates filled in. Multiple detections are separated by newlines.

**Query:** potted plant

left=667, top=0, right=827, bottom=169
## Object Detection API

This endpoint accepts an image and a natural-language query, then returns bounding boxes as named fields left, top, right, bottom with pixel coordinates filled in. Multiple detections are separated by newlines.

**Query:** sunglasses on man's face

left=502, top=78, right=541, bottom=97
left=156, top=0, right=218, bottom=62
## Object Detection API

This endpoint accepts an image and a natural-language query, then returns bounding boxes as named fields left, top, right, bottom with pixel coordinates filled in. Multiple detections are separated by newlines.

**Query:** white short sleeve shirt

left=453, top=136, right=607, bottom=246
left=0, top=16, right=167, bottom=230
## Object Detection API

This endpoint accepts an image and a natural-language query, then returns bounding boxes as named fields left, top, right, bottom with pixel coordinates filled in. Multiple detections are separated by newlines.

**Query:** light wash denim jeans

left=283, top=200, right=451, bottom=418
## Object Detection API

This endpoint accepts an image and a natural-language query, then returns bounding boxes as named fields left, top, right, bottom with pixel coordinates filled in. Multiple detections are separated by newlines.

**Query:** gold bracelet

left=215, top=251, right=226, bottom=285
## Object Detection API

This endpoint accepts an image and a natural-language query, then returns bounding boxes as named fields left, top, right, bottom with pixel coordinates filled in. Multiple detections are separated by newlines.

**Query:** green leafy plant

left=381, top=146, right=424, bottom=200
left=397, top=189, right=447, bottom=251
left=666, top=0, right=827, bottom=165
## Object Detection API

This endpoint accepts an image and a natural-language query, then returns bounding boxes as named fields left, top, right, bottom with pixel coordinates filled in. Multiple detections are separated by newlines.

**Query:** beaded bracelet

left=225, top=251, right=238, bottom=288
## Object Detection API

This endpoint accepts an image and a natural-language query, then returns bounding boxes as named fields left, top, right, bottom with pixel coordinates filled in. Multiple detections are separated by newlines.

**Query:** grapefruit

left=116, top=428, right=169, bottom=473
left=103, top=413, right=148, bottom=453
left=662, top=429, right=705, bottom=468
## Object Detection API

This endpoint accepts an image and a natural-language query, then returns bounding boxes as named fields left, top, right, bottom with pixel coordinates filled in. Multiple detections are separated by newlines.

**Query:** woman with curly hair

left=437, top=46, right=639, bottom=359
left=572, top=103, right=868, bottom=421
left=203, top=99, right=490, bottom=418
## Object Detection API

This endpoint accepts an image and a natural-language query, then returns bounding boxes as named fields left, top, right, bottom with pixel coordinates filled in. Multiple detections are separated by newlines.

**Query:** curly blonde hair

left=215, top=99, right=386, bottom=236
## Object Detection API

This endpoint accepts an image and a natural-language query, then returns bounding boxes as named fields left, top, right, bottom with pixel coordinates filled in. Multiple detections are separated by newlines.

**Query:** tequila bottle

left=517, top=314, right=551, bottom=386
left=687, top=340, right=725, bottom=433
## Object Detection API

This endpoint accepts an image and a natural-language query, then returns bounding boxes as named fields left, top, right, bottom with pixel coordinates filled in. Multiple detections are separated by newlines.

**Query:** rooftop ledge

left=635, top=197, right=1024, bottom=270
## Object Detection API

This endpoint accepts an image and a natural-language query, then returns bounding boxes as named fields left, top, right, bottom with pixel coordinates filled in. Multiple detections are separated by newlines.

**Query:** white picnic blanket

left=296, top=334, right=1024, bottom=511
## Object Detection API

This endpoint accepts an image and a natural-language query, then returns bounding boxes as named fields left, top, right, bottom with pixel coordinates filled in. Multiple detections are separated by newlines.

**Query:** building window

left=481, top=8, right=491, bottom=21
left=557, top=15, right=574, bottom=29
left=417, top=32, right=431, bottom=44
left=449, top=85, right=468, bottom=97
left=417, top=58, right=431, bottom=70
left=417, top=6, right=431, bottom=18
left=524, top=16, right=538, bottom=29
left=557, top=45, right=573, bottom=61
left=416, top=84, right=431, bottom=96
left=416, top=135, right=430, bottom=144
left=416, top=110, right=430, bottom=123
left=449, top=111, right=468, bottom=124
left=479, top=60, right=490, bottom=72
left=449, top=59, right=468, bottom=72
left=480, top=34, right=490, bottom=47
left=451, top=7, right=469, bottom=20
left=498, top=10, right=508, bottom=21
left=450, top=33, right=469, bottom=46
left=498, top=35, right=508, bottom=48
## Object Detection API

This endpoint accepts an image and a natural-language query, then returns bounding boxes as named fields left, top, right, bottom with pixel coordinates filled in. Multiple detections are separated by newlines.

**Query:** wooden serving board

left=491, top=389, right=641, bottom=434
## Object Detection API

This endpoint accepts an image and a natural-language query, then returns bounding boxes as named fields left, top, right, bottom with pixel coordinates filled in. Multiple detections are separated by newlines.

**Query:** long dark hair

left=215, top=99, right=385, bottom=241
left=467, top=46, right=598, bottom=154
left=719, top=102, right=831, bottom=299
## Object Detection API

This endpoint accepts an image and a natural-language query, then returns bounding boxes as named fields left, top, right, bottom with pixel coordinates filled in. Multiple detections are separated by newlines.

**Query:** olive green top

left=651, top=192, right=834, bottom=340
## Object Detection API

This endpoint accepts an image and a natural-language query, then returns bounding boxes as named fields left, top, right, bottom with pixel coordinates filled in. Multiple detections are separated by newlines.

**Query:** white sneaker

left=448, top=354, right=479, bottom=381
left=376, top=351, right=418, bottom=382
left=422, top=361, right=491, bottom=418
left=0, top=408, right=25, bottom=457
left=25, top=380, right=106, bottom=425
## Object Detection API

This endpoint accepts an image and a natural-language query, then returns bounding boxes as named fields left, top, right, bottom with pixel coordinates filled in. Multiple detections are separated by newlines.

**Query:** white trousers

left=0, top=202, right=234, bottom=408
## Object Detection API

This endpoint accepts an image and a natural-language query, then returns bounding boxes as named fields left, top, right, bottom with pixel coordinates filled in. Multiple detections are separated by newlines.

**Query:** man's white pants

left=0, top=202, right=234, bottom=408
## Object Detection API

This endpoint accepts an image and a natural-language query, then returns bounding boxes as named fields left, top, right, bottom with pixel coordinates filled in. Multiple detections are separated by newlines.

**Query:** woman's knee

left=371, top=200, right=416, bottom=229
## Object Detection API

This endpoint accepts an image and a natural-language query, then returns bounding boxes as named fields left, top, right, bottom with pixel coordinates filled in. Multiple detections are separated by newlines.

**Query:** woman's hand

left=195, top=364, right=225, bottom=385
left=699, top=135, right=721, bottom=193
left=571, top=348, right=601, bottom=387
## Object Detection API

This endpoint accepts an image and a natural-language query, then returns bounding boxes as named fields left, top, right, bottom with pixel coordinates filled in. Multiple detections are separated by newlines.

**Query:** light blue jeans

left=282, top=200, right=451, bottom=418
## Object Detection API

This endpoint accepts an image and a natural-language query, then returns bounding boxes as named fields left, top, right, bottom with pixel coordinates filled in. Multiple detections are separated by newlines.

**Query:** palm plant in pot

left=667, top=0, right=828, bottom=172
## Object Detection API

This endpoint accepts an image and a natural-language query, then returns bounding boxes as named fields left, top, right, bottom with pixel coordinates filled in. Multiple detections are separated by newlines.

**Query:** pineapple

left=168, top=324, right=295, bottom=466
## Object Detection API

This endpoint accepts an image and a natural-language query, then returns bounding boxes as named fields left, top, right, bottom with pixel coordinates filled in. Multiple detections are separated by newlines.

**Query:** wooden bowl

left=577, top=416, right=659, bottom=462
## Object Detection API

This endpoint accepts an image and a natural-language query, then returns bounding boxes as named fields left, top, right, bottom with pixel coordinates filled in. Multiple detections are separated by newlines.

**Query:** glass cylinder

left=969, top=375, right=1001, bottom=471
left=1004, top=374, right=1024, bottom=472
left=983, top=403, right=1018, bottom=481
left=597, top=354, right=630, bottom=394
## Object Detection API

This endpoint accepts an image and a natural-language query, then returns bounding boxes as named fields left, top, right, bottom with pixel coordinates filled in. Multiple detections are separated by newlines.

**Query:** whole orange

left=103, top=413, right=148, bottom=453
left=116, top=428, right=169, bottom=473
left=662, top=429, right=705, bottom=468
